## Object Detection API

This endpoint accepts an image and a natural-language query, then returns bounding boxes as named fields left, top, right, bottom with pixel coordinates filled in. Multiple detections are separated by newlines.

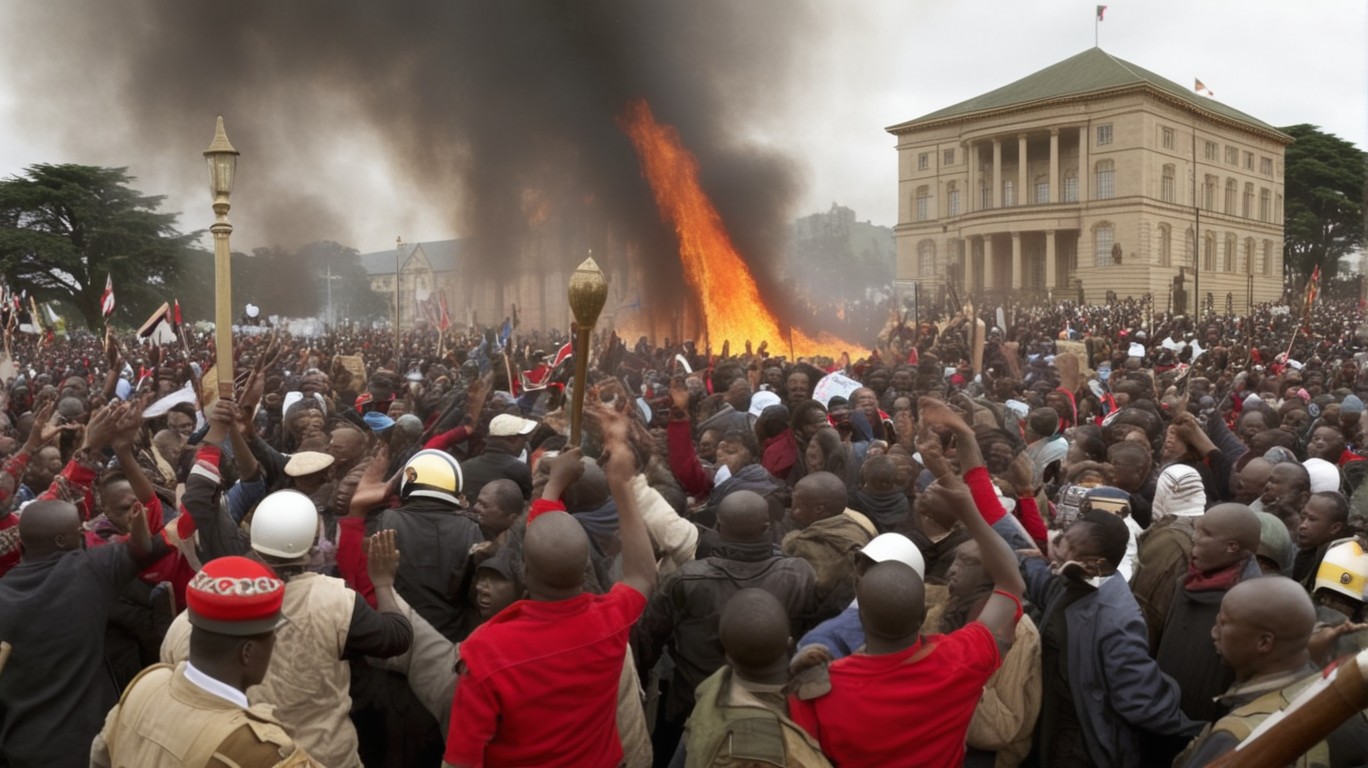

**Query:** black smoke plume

left=4, top=1, right=814, bottom=327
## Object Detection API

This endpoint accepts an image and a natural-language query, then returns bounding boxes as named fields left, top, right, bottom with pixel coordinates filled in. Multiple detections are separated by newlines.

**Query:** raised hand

left=365, top=529, right=402, bottom=589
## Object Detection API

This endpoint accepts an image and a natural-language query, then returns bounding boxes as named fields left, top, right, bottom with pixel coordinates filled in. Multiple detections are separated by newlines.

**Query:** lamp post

left=204, top=116, right=239, bottom=399
left=567, top=253, right=608, bottom=446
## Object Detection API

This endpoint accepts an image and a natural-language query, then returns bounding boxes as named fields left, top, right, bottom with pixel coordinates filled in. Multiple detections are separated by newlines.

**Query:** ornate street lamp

left=204, top=116, right=239, bottom=398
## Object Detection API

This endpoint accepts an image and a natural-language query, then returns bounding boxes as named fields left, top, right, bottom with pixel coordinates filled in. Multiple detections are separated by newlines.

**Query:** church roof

left=358, top=239, right=469, bottom=276
left=887, top=48, right=1291, bottom=142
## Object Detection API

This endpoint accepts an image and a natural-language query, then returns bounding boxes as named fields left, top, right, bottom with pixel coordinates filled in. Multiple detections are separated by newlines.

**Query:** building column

left=1017, top=133, right=1028, bottom=206
left=983, top=236, right=995, bottom=289
left=991, top=139, right=1002, bottom=209
left=1049, top=128, right=1060, bottom=204
left=1078, top=125, right=1089, bottom=202
left=1011, top=232, right=1023, bottom=289
left=1045, top=230, right=1057, bottom=288
left=966, top=141, right=976, bottom=213
left=963, top=236, right=976, bottom=292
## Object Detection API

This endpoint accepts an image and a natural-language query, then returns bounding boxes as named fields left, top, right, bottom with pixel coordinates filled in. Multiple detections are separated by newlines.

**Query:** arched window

left=1186, top=227, right=1196, bottom=267
left=1262, top=240, right=1273, bottom=276
left=1063, top=169, right=1078, bottom=202
left=1259, top=188, right=1272, bottom=221
left=1095, top=160, right=1115, bottom=199
left=1223, top=234, right=1235, bottom=272
left=1275, top=193, right=1283, bottom=224
left=918, top=240, right=936, bottom=277
left=1243, top=182, right=1254, bottom=218
left=1225, top=178, right=1237, bottom=214
left=1094, top=223, right=1115, bottom=267
left=1158, top=224, right=1172, bottom=266
left=1161, top=164, right=1175, bottom=203
left=1203, top=175, right=1218, bottom=209
left=1203, top=233, right=1216, bottom=272
left=946, top=181, right=960, bottom=216
left=915, top=185, right=930, bottom=221
left=1244, top=238, right=1256, bottom=274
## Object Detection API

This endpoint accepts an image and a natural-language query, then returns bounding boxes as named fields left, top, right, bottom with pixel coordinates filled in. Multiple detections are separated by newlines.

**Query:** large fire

left=619, top=100, right=860, bottom=360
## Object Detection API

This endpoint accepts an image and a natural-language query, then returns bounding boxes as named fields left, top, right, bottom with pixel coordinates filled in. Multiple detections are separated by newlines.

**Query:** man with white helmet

left=165, top=404, right=413, bottom=768
left=1308, top=537, right=1368, bottom=665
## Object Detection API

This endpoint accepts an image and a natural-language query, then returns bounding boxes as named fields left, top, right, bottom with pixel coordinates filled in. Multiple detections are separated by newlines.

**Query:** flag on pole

left=1193, top=79, right=1214, bottom=97
left=138, top=302, right=177, bottom=346
left=1096, top=5, right=1107, bottom=20
left=100, top=275, right=116, bottom=318
left=1305, top=265, right=1321, bottom=313
left=173, top=299, right=183, bottom=330
left=436, top=291, right=451, bottom=331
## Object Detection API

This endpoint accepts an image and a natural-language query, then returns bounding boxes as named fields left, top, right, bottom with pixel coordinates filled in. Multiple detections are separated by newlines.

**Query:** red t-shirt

left=445, top=582, right=648, bottom=767
left=789, top=622, right=1002, bottom=768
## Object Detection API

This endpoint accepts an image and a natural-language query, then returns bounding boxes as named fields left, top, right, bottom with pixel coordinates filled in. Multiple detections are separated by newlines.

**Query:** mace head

left=568, top=253, right=608, bottom=328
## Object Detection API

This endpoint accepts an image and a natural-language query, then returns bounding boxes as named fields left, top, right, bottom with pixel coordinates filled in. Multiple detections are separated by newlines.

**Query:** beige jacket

left=633, top=474, right=698, bottom=575
left=163, top=572, right=359, bottom=768
left=91, top=663, right=319, bottom=768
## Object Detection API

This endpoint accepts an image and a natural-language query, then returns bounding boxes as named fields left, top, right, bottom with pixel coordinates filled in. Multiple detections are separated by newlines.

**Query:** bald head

left=857, top=561, right=925, bottom=651
left=1235, top=457, right=1273, bottom=505
left=719, top=589, right=790, bottom=680
left=18, top=500, right=83, bottom=560
left=1206, top=504, right=1264, bottom=553
left=1216, top=576, right=1316, bottom=678
left=523, top=511, right=589, bottom=598
left=792, top=471, right=849, bottom=528
left=716, top=490, right=770, bottom=542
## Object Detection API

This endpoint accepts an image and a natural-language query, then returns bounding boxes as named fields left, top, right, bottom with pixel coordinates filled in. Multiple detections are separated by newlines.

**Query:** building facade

left=887, top=48, right=1291, bottom=314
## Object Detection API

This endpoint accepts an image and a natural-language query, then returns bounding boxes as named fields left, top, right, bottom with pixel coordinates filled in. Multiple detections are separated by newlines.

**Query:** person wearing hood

left=847, top=455, right=908, bottom=534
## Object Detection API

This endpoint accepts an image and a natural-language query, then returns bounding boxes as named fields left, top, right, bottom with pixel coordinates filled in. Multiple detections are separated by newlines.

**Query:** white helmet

left=250, top=489, right=319, bottom=561
left=400, top=449, right=464, bottom=507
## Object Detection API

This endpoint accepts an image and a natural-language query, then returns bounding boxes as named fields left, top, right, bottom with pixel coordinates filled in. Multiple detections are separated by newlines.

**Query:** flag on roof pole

left=1096, top=5, right=1107, bottom=20
left=100, top=274, right=116, bottom=318
left=1193, top=78, right=1214, bottom=97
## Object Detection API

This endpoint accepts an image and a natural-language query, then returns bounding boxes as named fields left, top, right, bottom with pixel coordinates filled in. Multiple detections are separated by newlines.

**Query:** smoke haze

left=2, top=1, right=816, bottom=322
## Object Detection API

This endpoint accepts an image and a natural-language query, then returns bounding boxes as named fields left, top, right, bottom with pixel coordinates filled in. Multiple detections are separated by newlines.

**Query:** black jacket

left=371, top=498, right=484, bottom=643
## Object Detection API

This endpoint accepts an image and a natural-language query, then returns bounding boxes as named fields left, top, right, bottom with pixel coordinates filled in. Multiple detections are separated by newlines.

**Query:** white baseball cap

left=490, top=413, right=537, bottom=437
left=859, top=533, right=925, bottom=579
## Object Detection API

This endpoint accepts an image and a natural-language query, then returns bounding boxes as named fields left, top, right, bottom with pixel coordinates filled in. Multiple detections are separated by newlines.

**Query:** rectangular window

left=1259, top=190, right=1271, bottom=221
left=916, top=195, right=929, bottom=221
left=1244, top=151, right=1255, bottom=170
left=947, top=189, right=960, bottom=216
left=1095, top=166, right=1114, bottom=199
left=1035, top=181, right=1049, bottom=204
left=1096, top=124, right=1113, bottom=146
left=1260, top=157, right=1273, bottom=175
left=1063, top=176, right=1078, bottom=203
left=1204, top=141, right=1219, bottom=161
left=1002, top=180, right=1015, bottom=207
left=1161, top=175, right=1175, bottom=203
left=1095, top=227, right=1115, bottom=267
left=981, top=185, right=991, bottom=209
left=918, top=153, right=929, bottom=170
left=943, top=149, right=955, bottom=165
left=1225, top=146, right=1238, bottom=165
left=1162, top=127, right=1174, bottom=149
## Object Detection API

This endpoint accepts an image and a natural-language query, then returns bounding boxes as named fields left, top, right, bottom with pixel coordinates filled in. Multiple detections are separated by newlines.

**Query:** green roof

left=888, top=48, right=1290, bottom=141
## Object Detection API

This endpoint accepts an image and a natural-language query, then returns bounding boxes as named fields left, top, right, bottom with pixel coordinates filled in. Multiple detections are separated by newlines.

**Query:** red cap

left=186, top=556, right=287, bottom=636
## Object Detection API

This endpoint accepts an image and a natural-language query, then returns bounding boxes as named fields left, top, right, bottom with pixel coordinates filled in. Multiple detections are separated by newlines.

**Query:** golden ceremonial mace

left=567, top=253, right=608, bottom=446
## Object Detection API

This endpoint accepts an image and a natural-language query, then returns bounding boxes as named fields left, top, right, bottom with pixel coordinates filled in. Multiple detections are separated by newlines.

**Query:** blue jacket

left=1022, top=557, right=1201, bottom=768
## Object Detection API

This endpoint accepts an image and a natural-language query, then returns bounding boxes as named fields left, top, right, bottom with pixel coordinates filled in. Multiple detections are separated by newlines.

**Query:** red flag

left=173, top=299, right=183, bottom=328
left=1096, top=4, right=1106, bottom=20
left=437, top=291, right=451, bottom=331
left=1305, top=265, right=1321, bottom=311
left=100, top=274, right=115, bottom=318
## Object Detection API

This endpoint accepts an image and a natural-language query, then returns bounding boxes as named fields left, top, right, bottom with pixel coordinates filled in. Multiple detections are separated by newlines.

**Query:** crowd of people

left=3, top=294, right=1368, bottom=767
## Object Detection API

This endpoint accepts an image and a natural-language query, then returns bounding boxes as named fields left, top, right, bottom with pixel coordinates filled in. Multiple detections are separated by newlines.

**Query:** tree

left=0, top=164, right=197, bottom=329
left=1281, top=124, right=1366, bottom=281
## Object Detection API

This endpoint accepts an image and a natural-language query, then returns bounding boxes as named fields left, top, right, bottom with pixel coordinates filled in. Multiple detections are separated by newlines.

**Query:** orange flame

left=619, top=100, right=859, bottom=359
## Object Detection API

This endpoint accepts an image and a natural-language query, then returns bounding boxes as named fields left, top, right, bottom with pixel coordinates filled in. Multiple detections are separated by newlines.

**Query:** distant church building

left=887, top=47, right=1289, bottom=314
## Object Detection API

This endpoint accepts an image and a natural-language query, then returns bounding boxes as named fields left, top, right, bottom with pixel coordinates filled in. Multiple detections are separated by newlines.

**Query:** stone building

left=887, top=47, right=1291, bottom=314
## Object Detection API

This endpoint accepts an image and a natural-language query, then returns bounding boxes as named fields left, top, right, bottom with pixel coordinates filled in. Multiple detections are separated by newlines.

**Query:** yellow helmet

left=1314, top=537, right=1368, bottom=603
left=399, top=449, right=464, bottom=507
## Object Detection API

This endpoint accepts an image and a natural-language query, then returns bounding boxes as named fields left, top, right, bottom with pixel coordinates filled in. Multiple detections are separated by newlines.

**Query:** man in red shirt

left=790, top=399, right=1025, bottom=767
left=443, top=406, right=657, bottom=768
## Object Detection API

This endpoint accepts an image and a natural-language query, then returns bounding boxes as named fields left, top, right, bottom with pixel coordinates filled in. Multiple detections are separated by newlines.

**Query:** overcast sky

left=0, top=0, right=1363, bottom=252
